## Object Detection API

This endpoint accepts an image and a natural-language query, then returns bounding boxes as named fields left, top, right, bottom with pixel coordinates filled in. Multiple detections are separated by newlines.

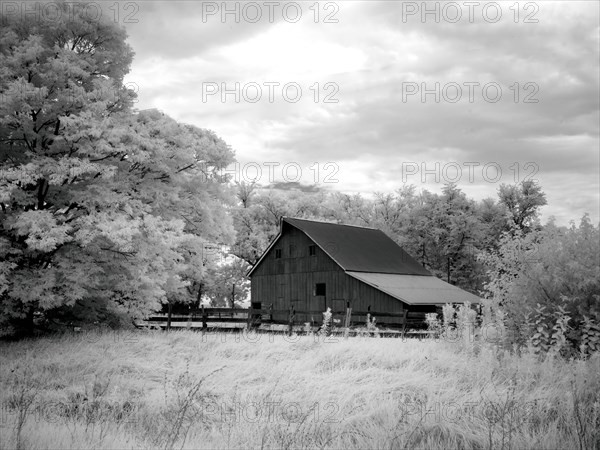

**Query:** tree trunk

left=37, top=179, right=48, bottom=210
left=25, top=306, right=35, bottom=337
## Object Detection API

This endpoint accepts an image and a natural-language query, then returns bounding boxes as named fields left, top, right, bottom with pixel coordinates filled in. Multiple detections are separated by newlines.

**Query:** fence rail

left=137, top=305, right=429, bottom=337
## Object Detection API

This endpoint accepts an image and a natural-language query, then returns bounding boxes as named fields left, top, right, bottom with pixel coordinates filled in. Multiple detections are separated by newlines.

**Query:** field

left=1, top=330, right=599, bottom=450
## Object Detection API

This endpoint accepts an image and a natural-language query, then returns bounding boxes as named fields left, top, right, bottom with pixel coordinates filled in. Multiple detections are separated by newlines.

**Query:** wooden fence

left=136, top=305, right=431, bottom=338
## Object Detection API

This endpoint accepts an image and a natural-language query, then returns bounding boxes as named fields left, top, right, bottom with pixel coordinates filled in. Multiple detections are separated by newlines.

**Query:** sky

left=120, top=1, right=599, bottom=225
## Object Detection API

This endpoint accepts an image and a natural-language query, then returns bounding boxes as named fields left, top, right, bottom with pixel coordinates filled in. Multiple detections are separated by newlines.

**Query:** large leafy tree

left=0, top=2, right=235, bottom=335
left=401, top=184, right=485, bottom=291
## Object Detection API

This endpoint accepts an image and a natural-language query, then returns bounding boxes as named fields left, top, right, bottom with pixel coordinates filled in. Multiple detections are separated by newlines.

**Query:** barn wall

left=250, top=224, right=431, bottom=326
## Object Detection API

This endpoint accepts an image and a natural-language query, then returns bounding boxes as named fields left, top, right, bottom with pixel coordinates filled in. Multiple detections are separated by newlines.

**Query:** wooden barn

left=248, top=217, right=480, bottom=328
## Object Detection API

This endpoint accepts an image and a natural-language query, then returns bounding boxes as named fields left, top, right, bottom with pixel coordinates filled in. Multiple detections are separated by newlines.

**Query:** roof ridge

left=345, top=270, right=432, bottom=276
left=283, top=216, right=379, bottom=231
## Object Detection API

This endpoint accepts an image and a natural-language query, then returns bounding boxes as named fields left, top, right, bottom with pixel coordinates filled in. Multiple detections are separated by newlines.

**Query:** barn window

left=275, top=248, right=282, bottom=259
left=315, top=283, right=326, bottom=296
left=309, top=245, right=316, bottom=256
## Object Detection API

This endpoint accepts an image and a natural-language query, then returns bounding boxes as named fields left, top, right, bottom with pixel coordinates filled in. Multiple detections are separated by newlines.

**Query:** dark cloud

left=127, top=1, right=283, bottom=60
left=265, top=181, right=329, bottom=193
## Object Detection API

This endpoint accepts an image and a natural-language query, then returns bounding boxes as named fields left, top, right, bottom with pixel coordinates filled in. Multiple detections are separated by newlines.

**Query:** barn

left=248, top=217, right=480, bottom=328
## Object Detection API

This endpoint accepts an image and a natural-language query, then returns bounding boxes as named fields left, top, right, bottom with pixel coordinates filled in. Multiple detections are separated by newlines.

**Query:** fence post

left=401, top=309, right=408, bottom=339
left=186, top=304, right=192, bottom=330
left=268, top=304, right=273, bottom=322
left=288, top=306, right=295, bottom=336
left=202, top=305, right=207, bottom=333
left=167, top=302, right=172, bottom=332
left=344, top=305, right=352, bottom=339
left=246, top=306, right=253, bottom=330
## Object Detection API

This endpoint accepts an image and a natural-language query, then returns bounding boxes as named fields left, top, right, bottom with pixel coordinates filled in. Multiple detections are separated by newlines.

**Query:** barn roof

left=346, top=272, right=481, bottom=305
left=281, top=217, right=431, bottom=275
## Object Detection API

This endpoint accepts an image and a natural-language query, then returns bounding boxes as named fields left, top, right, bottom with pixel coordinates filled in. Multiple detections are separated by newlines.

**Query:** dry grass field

left=1, top=329, right=599, bottom=449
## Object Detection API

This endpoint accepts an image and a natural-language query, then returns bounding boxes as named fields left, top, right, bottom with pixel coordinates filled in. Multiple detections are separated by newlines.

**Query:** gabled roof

left=282, top=217, right=431, bottom=275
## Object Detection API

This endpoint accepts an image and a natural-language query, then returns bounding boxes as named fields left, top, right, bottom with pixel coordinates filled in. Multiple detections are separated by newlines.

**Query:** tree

left=475, top=197, right=507, bottom=251
left=230, top=188, right=329, bottom=267
left=204, top=257, right=251, bottom=307
left=323, top=192, right=372, bottom=226
left=235, top=180, right=257, bottom=208
left=498, top=180, right=547, bottom=231
left=0, top=2, right=236, bottom=335
left=479, top=215, right=600, bottom=346
left=405, top=184, right=484, bottom=291
left=231, top=204, right=273, bottom=266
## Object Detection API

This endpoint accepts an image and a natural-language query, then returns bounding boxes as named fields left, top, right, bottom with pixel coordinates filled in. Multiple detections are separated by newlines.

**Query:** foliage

left=479, top=214, right=600, bottom=352
left=425, top=298, right=600, bottom=361
left=424, top=313, right=440, bottom=337
left=581, top=316, right=600, bottom=358
left=0, top=2, right=236, bottom=335
left=365, top=313, right=379, bottom=336
left=497, top=181, right=547, bottom=232
left=318, top=307, right=332, bottom=337
left=230, top=188, right=328, bottom=266
left=203, top=258, right=251, bottom=307
left=529, top=304, right=551, bottom=354
left=441, top=303, right=455, bottom=334
left=549, top=305, right=571, bottom=356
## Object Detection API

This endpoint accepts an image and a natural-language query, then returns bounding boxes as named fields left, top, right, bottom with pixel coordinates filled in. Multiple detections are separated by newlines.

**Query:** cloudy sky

left=120, top=1, right=599, bottom=225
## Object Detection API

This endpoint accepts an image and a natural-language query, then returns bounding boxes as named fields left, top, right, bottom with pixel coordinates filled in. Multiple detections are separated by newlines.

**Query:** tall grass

left=1, top=329, right=599, bottom=449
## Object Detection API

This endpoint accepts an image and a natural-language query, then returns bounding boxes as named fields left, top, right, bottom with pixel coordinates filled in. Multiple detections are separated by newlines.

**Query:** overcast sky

left=121, top=1, right=599, bottom=225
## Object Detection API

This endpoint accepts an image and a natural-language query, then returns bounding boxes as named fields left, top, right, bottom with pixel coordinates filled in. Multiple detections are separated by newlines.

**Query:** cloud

left=265, top=181, right=330, bottom=193
left=123, top=1, right=599, bottom=225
